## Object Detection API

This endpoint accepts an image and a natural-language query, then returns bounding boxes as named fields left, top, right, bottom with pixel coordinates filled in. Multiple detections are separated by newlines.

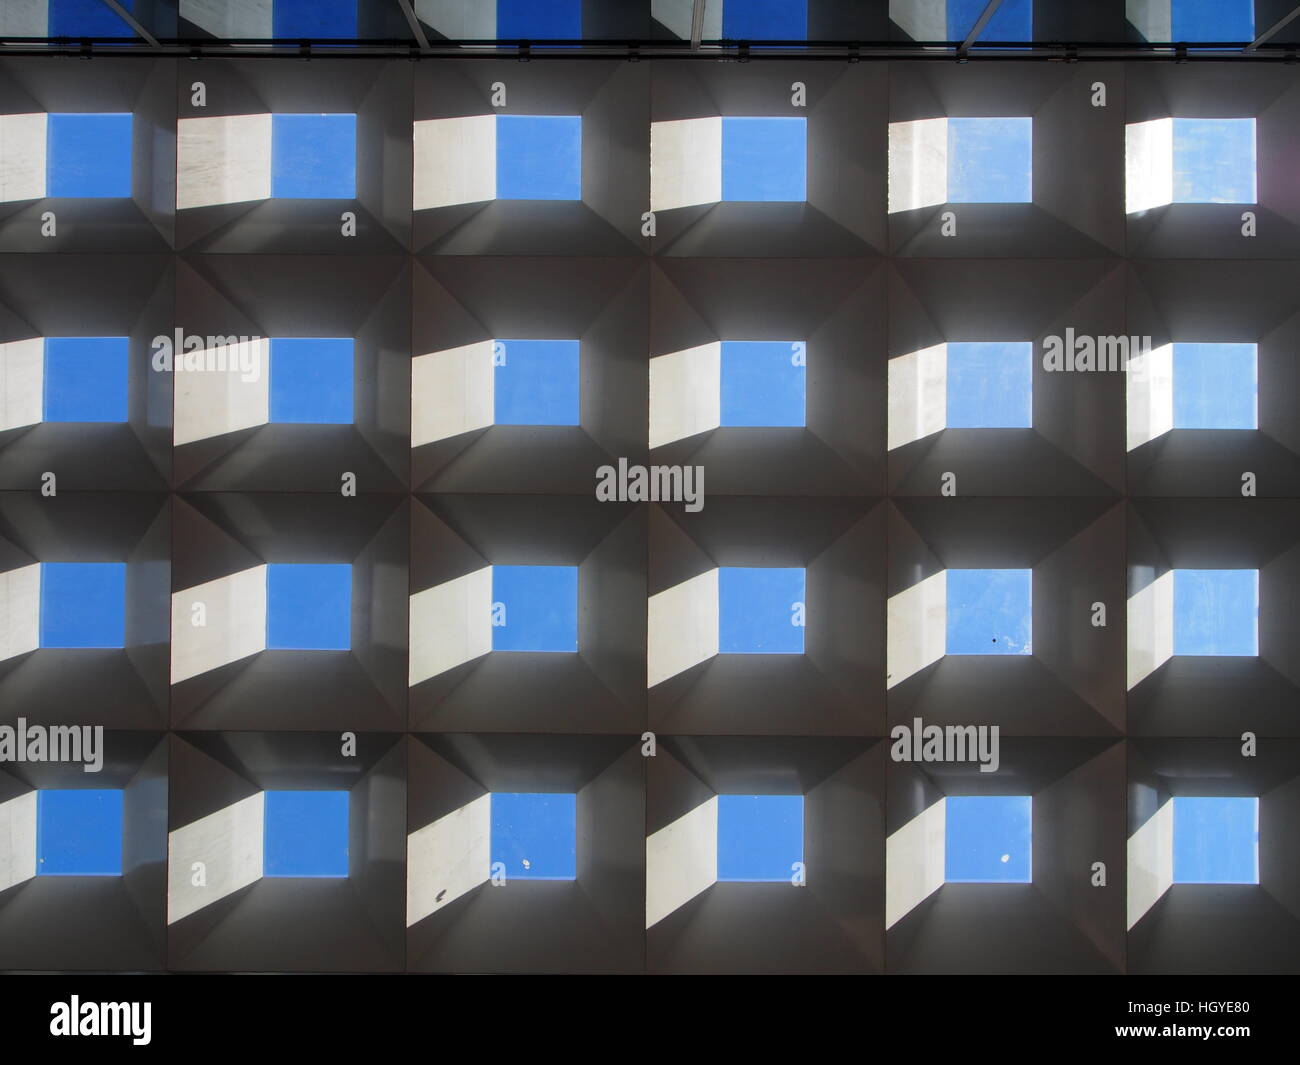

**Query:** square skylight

left=1172, top=343, right=1257, bottom=430
left=273, top=0, right=358, bottom=39
left=490, top=792, right=577, bottom=880
left=946, top=568, right=1032, bottom=656
left=43, top=337, right=129, bottom=423
left=265, top=563, right=352, bottom=650
left=1171, top=0, right=1254, bottom=43
left=945, top=795, right=1032, bottom=883
left=36, top=789, right=123, bottom=876
left=1172, top=568, right=1258, bottom=657
left=721, top=117, right=807, bottom=202
left=496, top=115, right=582, bottom=201
left=269, top=337, right=355, bottom=424
left=722, top=0, right=808, bottom=40
left=46, top=113, right=133, bottom=199
left=270, top=114, right=357, bottom=199
left=497, top=0, right=582, bottom=39
left=717, top=794, right=804, bottom=882
left=945, top=341, right=1033, bottom=429
left=1172, top=796, right=1258, bottom=884
left=263, top=791, right=349, bottom=878
left=720, top=340, right=806, bottom=427
left=493, top=339, right=580, bottom=426
left=491, top=565, right=579, bottom=652
left=946, top=117, right=1032, bottom=203
left=947, top=0, right=1032, bottom=41
left=49, top=0, right=135, bottom=37
left=39, top=562, right=126, bottom=649
left=718, top=566, right=805, bottom=654
left=1172, top=118, right=1255, bottom=204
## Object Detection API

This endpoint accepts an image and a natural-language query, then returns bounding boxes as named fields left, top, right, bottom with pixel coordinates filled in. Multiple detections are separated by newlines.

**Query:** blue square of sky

left=273, top=0, right=357, bottom=39
left=946, top=341, right=1032, bottom=428
left=946, top=0, right=1032, bottom=41
left=1173, top=796, right=1258, bottom=884
left=496, top=115, right=582, bottom=200
left=46, top=113, right=133, bottom=198
left=722, top=0, right=808, bottom=40
left=721, top=117, right=807, bottom=202
left=946, top=795, right=1032, bottom=883
left=269, top=337, right=354, bottom=424
left=946, top=568, right=1032, bottom=655
left=717, top=794, right=803, bottom=882
left=263, top=791, right=349, bottom=877
left=718, top=566, right=805, bottom=654
left=493, top=339, right=580, bottom=426
left=271, top=114, right=357, bottom=199
left=947, top=117, right=1032, bottom=203
left=497, top=0, right=582, bottom=39
left=1172, top=118, right=1256, bottom=204
left=43, top=337, right=129, bottom=423
left=1171, top=0, right=1254, bottom=43
left=1172, top=343, right=1257, bottom=430
left=37, top=789, right=123, bottom=876
left=491, top=565, right=578, bottom=652
left=265, top=563, right=352, bottom=650
left=1173, top=568, right=1258, bottom=656
left=49, top=0, right=134, bottom=39
left=491, top=792, right=576, bottom=880
left=40, top=562, right=125, bottom=649
left=720, top=341, right=805, bottom=427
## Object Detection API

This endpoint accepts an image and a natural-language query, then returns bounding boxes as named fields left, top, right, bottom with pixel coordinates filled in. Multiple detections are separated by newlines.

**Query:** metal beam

left=396, top=0, right=432, bottom=52
left=690, top=0, right=706, bottom=50
left=98, top=0, right=160, bottom=47
left=1246, top=3, right=1300, bottom=51
left=958, top=0, right=1003, bottom=55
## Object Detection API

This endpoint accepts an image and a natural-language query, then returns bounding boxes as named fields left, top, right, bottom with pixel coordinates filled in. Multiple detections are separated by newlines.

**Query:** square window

left=1173, top=568, right=1258, bottom=657
left=263, top=791, right=349, bottom=878
left=1172, top=343, right=1257, bottom=430
left=946, top=342, right=1032, bottom=429
left=945, top=795, right=1032, bottom=883
left=49, top=0, right=135, bottom=37
left=720, top=341, right=806, bottom=428
left=946, top=0, right=1032, bottom=41
left=491, top=565, right=578, bottom=652
left=497, top=0, right=582, bottom=39
left=269, top=338, right=355, bottom=424
left=721, top=117, right=807, bottom=202
left=1171, top=0, right=1254, bottom=43
left=46, top=113, right=133, bottom=199
left=719, top=566, right=805, bottom=654
left=271, top=114, right=357, bottom=199
left=946, top=568, right=1032, bottom=656
left=39, top=562, right=125, bottom=649
left=496, top=115, right=582, bottom=201
left=947, top=117, right=1032, bottom=204
left=43, top=337, right=129, bottom=423
left=1172, top=118, right=1255, bottom=204
left=265, top=563, right=352, bottom=650
left=493, top=339, right=580, bottom=426
left=722, top=0, right=808, bottom=40
left=273, top=0, right=358, bottom=39
left=490, top=792, right=577, bottom=880
left=717, top=794, right=804, bottom=882
left=1173, top=796, right=1258, bottom=884
left=37, top=789, right=123, bottom=876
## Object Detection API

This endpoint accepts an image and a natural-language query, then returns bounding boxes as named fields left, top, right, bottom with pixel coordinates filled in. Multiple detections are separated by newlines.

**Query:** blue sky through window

left=946, top=0, right=1032, bottom=41
left=497, top=0, right=581, bottom=39
left=1172, top=118, right=1255, bottom=204
left=1172, top=796, right=1258, bottom=884
left=271, top=114, right=356, bottom=199
left=946, top=341, right=1032, bottom=428
left=722, top=0, right=808, bottom=40
left=1171, top=0, right=1254, bottom=43
left=491, top=565, right=578, bottom=652
left=946, top=118, right=1032, bottom=203
left=39, top=562, right=125, bottom=649
left=269, top=338, right=354, bottom=424
left=717, top=794, right=803, bottom=882
left=718, top=566, right=805, bottom=654
left=946, top=568, right=1031, bottom=655
left=273, top=0, right=357, bottom=39
left=496, top=115, right=582, bottom=200
left=1172, top=343, right=1257, bottom=430
left=491, top=792, right=577, bottom=879
left=945, top=795, right=1032, bottom=882
left=493, top=339, right=580, bottom=425
left=1172, top=568, right=1258, bottom=656
left=721, top=117, right=807, bottom=202
left=49, top=0, right=135, bottom=36
left=37, top=789, right=123, bottom=876
left=720, top=341, right=805, bottom=427
left=265, top=563, right=352, bottom=650
left=43, top=337, right=129, bottom=423
left=263, top=791, right=349, bottom=877
left=46, top=113, right=132, bottom=198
